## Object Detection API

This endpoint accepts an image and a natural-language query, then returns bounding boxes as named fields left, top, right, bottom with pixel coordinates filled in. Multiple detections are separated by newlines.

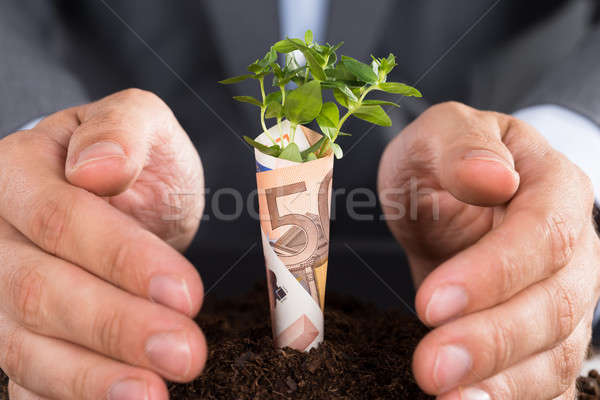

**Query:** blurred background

left=2, top=0, right=599, bottom=310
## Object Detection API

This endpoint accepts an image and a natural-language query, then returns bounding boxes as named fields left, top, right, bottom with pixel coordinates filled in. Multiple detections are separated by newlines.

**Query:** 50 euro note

left=254, top=120, right=333, bottom=352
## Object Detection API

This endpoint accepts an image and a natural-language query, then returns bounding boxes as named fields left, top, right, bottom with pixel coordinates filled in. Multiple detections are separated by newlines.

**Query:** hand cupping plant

left=219, top=30, right=422, bottom=163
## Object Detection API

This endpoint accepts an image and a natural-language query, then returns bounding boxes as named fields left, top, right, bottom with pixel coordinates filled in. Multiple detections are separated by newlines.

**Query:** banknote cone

left=253, top=121, right=333, bottom=352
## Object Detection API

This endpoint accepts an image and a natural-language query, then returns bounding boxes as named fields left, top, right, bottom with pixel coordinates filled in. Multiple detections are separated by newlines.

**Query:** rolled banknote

left=254, top=120, right=333, bottom=352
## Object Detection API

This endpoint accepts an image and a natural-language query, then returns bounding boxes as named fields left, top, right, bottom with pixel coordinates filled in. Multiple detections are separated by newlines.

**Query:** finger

left=0, top=130, right=203, bottom=316
left=40, top=88, right=200, bottom=198
left=0, top=231, right=207, bottom=382
left=416, top=127, right=595, bottom=326
left=379, top=102, right=519, bottom=209
left=0, top=315, right=169, bottom=400
left=8, top=381, right=50, bottom=400
left=413, top=235, right=597, bottom=395
left=437, top=314, right=590, bottom=400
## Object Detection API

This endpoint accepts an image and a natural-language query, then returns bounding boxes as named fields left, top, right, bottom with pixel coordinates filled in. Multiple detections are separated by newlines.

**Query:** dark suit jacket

left=1, top=0, right=599, bottom=303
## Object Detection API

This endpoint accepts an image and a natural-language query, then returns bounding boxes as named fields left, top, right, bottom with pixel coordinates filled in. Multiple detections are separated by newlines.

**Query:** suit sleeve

left=0, top=0, right=90, bottom=137
left=519, top=23, right=600, bottom=127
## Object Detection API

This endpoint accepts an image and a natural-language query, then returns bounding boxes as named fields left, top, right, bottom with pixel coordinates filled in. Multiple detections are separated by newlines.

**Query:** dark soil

left=173, top=283, right=432, bottom=399
left=0, top=283, right=431, bottom=399
left=578, top=369, right=600, bottom=399
left=1, top=283, right=592, bottom=399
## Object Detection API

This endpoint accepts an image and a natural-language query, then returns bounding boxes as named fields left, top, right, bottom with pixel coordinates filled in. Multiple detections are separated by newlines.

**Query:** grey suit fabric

left=1, top=0, right=599, bottom=302
left=0, top=1, right=89, bottom=133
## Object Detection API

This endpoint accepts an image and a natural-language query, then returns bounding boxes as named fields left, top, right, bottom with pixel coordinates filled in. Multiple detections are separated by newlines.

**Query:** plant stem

left=290, top=122, right=297, bottom=144
left=259, top=77, right=267, bottom=104
left=260, top=107, right=278, bottom=146
left=332, top=85, right=377, bottom=142
left=259, top=77, right=279, bottom=146
left=279, top=85, right=286, bottom=107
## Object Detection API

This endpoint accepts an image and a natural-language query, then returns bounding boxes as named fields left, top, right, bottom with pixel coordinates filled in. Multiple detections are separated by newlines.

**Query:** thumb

left=434, top=103, right=520, bottom=206
left=64, top=89, right=168, bottom=196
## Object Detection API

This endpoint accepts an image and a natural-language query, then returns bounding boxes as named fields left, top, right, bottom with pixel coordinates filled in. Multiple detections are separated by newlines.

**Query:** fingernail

left=433, top=345, right=472, bottom=392
left=145, top=331, right=191, bottom=378
left=72, top=141, right=125, bottom=170
left=108, top=379, right=148, bottom=400
left=463, top=149, right=514, bottom=171
left=425, top=285, right=468, bottom=325
left=149, top=275, right=192, bottom=315
left=461, top=387, right=491, bottom=400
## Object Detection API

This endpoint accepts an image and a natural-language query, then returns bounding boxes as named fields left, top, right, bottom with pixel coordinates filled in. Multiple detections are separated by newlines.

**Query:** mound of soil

left=2, top=283, right=592, bottom=399
left=171, top=283, right=432, bottom=399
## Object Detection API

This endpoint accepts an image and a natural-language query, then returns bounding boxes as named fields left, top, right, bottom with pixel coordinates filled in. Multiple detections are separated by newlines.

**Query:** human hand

left=378, top=102, right=600, bottom=399
left=0, top=89, right=206, bottom=399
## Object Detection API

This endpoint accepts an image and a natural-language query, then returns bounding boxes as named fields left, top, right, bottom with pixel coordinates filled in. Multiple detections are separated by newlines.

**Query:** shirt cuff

left=19, top=117, right=44, bottom=131
left=513, top=105, right=600, bottom=203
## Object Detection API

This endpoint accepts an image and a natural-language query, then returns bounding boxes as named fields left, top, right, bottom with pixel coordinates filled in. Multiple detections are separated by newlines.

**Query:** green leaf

left=273, top=38, right=305, bottom=53
left=331, top=63, right=357, bottom=81
left=330, top=142, right=343, bottom=159
left=333, top=88, right=348, bottom=108
left=258, top=47, right=277, bottom=68
left=305, top=29, right=313, bottom=44
left=335, top=83, right=359, bottom=102
left=316, top=102, right=339, bottom=138
left=305, top=152, right=317, bottom=161
left=247, top=62, right=264, bottom=74
left=265, top=101, right=282, bottom=119
left=331, top=41, right=344, bottom=52
left=278, top=143, right=303, bottom=162
left=352, top=105, right=392, bottom=126
left=283, top=39, right=327, bottom=81
left=370, top=55, right=380, bottom=77
left=218, top=74, right=253, bottom=84
left=338, top=132, right=352, bottom=136
left=342, top=55, right=378, bottom=83
left=271, top=63, right=283, bottom=79
left=301, top=136, right=326, bottom=159
left=264, top=92, right=283, bottom=118
left=380, top=53, right=397, bottom=75
left=284, top=80, right=323, bottom=124
left=377, top=82, right=422, bottom=97
left=247, top=48, right=276, bottom=75
left=362, top=99, right=402, bottom=108
left=233, top=96, right=263, bottom=107
left=265, top=91, right=282, bottom=104
left=326, top=48, right=337, bottom=66
left=243, top=136, right=281, bottom=157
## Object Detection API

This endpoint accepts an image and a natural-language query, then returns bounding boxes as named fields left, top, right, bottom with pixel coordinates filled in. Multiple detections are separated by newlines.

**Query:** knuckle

left=29, top=187, right=77, bottom=255
left=553, top=339, right=581, bottom=392
left=544, top=279, right=578, bottom=341
left=120, top=87, right=156, bottom=102
left=497, top=245, right=521, bottom=297
left=436, top=101, right=470, bottom=114
left=493, top=372, right=521, bottom=400
left=102, top=233, right=145, bottom=290
left=489, top=318, right=516, bottom=371
left=0, top=327, right=27, bottom=383
left=119, top=88, right=167, bottom=111
left=71, top=364, right=95, bottom=399
left=92, top=308, right=124, bottom=359
left=543, top=212, right=577, bottom=270
left=7, top=264, right=46, bottom=331
left=425, top=101, right=473, bottom=121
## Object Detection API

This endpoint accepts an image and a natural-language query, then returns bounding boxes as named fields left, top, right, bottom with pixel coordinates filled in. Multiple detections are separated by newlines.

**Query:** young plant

left=219, top=30, right=422, bottom=163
